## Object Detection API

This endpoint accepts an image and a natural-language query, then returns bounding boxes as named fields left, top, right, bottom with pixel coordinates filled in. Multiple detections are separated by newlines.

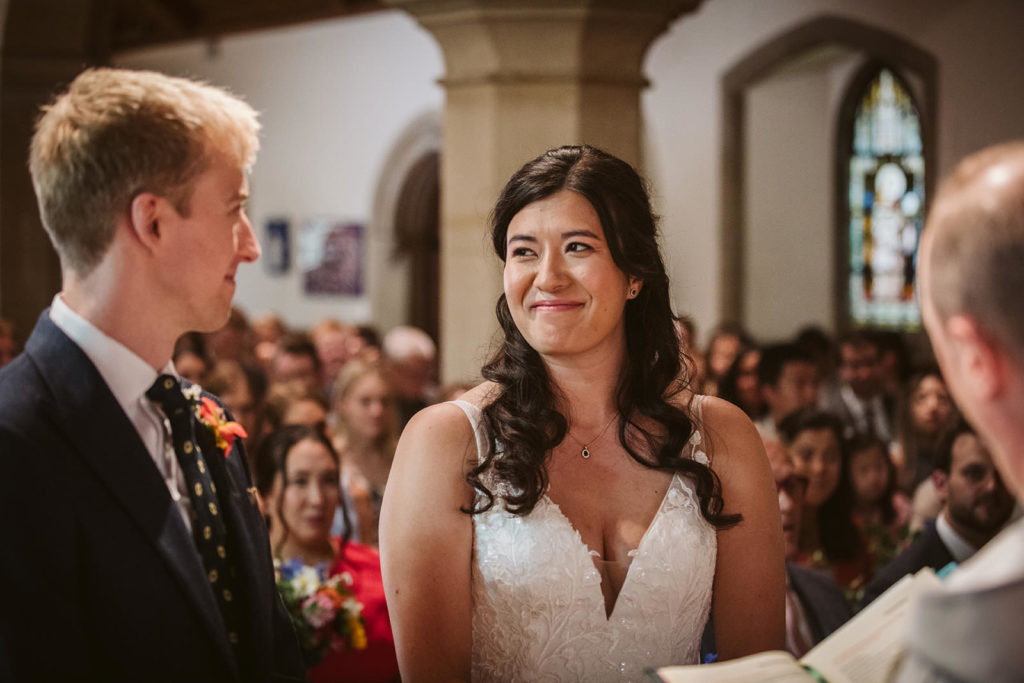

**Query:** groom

left=0, top=68, right=304, bottom=681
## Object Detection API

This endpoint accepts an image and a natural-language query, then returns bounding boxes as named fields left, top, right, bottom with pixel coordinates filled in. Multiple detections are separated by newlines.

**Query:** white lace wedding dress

left=451, top=400, right=717, bottom=682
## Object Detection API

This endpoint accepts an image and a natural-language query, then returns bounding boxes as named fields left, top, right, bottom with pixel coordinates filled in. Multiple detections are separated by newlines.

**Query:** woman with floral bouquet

left=254, top=424, right=399, bottom=682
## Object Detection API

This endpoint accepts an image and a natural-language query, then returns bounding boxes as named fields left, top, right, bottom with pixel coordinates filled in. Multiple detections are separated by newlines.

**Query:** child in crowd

left=780, top=408, right=870, bottom=601
left=847, top=436, right=912, bottom=579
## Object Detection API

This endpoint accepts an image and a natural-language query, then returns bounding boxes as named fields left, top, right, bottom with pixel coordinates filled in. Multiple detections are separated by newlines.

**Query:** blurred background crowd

left=2, top=307, right=1013, bottom=672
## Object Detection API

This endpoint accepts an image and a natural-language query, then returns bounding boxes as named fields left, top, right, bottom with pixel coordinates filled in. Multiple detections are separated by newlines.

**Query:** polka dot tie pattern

left=147, top=374, right=243, bottom=652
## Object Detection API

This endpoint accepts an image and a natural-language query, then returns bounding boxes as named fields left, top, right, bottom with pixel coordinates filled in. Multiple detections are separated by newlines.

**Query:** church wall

left=645, top=0, right=1024, bottom=346
left=743, top=63, right=833, bottom=343
left=113, top=11, right=443, bottom=332
left=111, top=1, right=1024, bottom=349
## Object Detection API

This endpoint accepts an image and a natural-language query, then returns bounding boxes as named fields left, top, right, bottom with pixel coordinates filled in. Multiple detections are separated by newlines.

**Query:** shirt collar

left=936, top=510, right=979, bottom=563
left=49, top=294, right=177, bottom=415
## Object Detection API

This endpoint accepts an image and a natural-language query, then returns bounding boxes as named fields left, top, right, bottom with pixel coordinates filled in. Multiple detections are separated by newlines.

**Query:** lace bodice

left=452, top=400, right=716, bottom=682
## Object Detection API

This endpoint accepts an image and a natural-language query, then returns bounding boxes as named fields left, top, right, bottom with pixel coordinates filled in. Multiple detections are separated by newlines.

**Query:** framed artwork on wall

left=264, top=218, right=290, bottom=275
left=300, top=218, right=365, bottom=296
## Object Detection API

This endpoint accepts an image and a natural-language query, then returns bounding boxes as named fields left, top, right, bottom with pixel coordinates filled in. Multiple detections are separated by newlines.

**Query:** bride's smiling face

left=503, top=189, right=640, bottom=360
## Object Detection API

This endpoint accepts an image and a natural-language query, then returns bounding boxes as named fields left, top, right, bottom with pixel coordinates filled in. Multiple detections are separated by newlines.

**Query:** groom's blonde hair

left=29, top=67, right=260, bottom=276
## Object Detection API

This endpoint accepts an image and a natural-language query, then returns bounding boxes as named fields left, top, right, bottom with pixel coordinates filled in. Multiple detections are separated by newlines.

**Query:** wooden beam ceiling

left=109, top=0, right=385, bottom=51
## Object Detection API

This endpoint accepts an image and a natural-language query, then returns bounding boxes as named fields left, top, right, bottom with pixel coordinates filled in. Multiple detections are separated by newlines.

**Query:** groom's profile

left=0, top=68, right=304, bottom=681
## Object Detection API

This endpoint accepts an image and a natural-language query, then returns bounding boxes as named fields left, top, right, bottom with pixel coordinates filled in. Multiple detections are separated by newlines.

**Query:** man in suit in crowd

left=898, top=140, right=1024, bottom=682
left=0, top=68, right=305, bottom=681
left=819, top=331, right=895, bottom=442
left=862, top=419, right=1014, bottom=606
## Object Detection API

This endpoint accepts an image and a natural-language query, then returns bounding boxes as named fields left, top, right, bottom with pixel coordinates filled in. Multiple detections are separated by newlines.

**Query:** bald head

left=923, top=141, right=1024, bottom=364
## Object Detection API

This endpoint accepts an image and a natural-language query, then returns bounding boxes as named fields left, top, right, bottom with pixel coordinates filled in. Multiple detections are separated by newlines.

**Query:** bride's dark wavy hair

left=472, top=144, right=740, bottom=529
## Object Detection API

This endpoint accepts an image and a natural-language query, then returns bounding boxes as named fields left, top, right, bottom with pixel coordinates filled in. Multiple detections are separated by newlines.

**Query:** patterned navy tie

left=147, top=374, right=243, bottom=651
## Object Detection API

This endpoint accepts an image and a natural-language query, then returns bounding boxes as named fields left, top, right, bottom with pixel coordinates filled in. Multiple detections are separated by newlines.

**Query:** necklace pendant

left=581, top=446, right=590, bottom=459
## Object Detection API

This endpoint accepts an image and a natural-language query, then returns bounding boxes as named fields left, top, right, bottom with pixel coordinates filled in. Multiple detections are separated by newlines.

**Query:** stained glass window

left=846, top=68, right=924, bottom=329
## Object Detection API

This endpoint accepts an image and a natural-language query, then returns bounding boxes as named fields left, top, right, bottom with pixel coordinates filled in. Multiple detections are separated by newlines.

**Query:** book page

left=800, top=568, right=941, bottom=683
left=657, top=651, right=811, bottom=683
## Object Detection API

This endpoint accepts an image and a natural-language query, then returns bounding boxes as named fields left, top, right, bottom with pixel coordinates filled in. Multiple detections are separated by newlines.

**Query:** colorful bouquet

left=274, top=558, right=367, bottom=665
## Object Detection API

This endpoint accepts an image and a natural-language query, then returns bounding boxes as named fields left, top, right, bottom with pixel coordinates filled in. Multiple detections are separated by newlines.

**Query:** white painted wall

left=114, top=11, right=444, bottom=331
left=744, top=64, right=832, bottom=342
left=644, top=0, right=1024, bottom=346
left=112, top=0, right=1024, bottom=348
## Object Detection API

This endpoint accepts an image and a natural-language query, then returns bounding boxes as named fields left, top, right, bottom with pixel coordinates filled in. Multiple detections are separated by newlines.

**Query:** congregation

left=3, top=61, right=1022, bottom=682
left=4, top=299, right=1007, bottom=674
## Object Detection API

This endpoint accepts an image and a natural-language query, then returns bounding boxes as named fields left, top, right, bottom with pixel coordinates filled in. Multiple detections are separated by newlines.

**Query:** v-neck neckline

left=541, top=472, right=681, bottom=621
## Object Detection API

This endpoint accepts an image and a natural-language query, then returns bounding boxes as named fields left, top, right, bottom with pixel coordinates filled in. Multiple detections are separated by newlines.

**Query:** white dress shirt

left=839, top=384, right=892, bottom=442
left=935, top=511, right=978, bottom=564
left=946, top=515, right=1024, bottom=591
left=49, top=295, right=193, bottom=531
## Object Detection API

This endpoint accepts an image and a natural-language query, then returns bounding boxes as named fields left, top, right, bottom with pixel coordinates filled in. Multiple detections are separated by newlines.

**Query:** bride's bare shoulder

left=446, top=381, right=501, bottom=411
left=396, top=381, right=499, bottom=464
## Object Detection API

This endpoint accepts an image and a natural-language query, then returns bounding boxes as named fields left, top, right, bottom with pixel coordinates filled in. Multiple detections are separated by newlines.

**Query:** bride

left=380, top=145, right=784, bottom=681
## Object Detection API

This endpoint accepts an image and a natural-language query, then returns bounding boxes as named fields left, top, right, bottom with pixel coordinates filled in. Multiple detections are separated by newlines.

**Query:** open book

left=655, top=567, right=941, bottom=683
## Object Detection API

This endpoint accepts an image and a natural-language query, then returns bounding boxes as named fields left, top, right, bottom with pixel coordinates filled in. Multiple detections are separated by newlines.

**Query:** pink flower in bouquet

left=302, top=591, right=337, bottom=629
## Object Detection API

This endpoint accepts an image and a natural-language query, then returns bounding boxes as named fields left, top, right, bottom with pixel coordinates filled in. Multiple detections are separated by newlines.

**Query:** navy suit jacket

left=787, top=562, right=853, bottom=644
left=0, top=312, right=305, bottom=682
left=861, top=522, right=953, bottom=608
left=700, top=562, right=851, bottom=660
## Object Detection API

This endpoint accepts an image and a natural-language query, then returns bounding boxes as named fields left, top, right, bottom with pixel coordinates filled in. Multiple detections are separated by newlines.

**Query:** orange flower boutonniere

left=196, top=396, right=248, bottom=455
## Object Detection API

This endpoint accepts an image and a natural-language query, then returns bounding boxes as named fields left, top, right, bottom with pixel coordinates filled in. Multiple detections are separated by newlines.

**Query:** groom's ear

left=127, top=192, right=164, bottom=254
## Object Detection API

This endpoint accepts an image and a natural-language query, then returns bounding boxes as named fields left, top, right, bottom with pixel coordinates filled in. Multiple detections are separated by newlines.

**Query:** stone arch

left=719, top=14, right=937, bottom=327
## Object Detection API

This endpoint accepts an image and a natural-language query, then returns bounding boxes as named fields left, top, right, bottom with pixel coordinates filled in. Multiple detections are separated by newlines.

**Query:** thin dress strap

left=449, top=399, right=489, bottom=465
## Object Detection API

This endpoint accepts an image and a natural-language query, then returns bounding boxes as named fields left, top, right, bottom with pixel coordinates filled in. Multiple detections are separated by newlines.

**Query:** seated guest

left=702, top=437, right=851, bottom=659
left=675, top=315, right=705, bottom=390
left=794, top=325, right=836, bottom=387
left=330, top=360, right=399, bottom=548
left=781, top=409, right=869, bottom=594
left=252, top=313, right=287, bottom=368
left=205, top=361, right=260, bottom=444
left=172, top=332, right=211, bottom=386
left=255, top=425, right=400, bottom=683
left=271, top=333, right=324, bottom=392
left=381, top=325, right=436, bottom=427
left=263, top=381, right=330, bottom=434
left=206, top=305, right=257, bottom=364
left=892, top=367, right=957, bottom=495
left=755, top=343, right=820, bottom=441
left=717, top=344, right=763, bottom=419
left=771, top=438, right=852, bottom=656
left=819, top=331, right=895, bottom=443
left=312, top=319, right=357, bottom=398
left=862, top=419, right=1015, bottom=606
left=701, top=321, right=753, bottom=396
left=846, top=435, right=912, bottom=578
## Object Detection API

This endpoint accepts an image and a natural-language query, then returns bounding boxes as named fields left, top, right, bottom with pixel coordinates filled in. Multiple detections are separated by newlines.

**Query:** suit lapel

left=25, top=314, right=239, bottom=678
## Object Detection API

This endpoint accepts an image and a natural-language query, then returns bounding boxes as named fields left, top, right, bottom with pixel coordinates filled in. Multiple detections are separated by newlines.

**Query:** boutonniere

left=183, top=384, right=248, bottom=455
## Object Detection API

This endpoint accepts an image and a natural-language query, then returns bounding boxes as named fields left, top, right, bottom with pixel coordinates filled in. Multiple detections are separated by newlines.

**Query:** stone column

left=387, top=0, right=701, bottom=382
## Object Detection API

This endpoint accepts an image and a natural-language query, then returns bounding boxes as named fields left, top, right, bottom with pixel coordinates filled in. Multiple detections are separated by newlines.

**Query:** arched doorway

left=370, top=110, right=442, bottom=348
left=393, top=150, right=440, bottom=344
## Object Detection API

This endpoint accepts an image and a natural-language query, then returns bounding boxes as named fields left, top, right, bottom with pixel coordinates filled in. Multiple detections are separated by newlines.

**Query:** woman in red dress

left=254, top=424, right=399, bottom=683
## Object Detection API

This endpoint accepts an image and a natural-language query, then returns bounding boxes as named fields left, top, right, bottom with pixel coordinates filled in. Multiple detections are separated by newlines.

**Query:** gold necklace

left=566, top=413, right=619, bottom=459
